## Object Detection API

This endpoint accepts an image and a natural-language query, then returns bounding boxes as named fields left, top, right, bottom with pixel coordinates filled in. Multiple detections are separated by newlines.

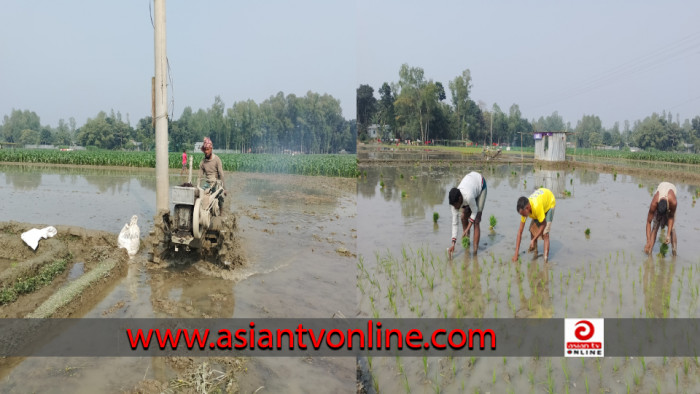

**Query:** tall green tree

left=2, top=109, right=41, bottom=143
left=574, top=114, right=603, bottom=148
left=448, top=69, right=472, bottom=142
left=356, top=84, right=377, bottom=140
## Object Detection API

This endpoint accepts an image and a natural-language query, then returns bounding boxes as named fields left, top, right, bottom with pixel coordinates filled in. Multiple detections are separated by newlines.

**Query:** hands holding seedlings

left=447, top=236, right=470, bottom=259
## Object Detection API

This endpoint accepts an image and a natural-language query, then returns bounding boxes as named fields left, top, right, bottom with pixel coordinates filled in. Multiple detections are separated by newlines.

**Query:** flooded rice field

left=0, top=164, right=356, bottom=393
left=357, top=159, right=700, bottom=393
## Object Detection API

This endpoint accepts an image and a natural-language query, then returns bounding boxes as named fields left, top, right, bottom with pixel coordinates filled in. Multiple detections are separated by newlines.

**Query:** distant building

left=367, top=124, right=391, bottom=140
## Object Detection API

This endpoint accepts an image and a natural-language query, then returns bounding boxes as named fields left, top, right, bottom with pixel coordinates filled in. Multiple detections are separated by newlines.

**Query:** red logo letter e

left=574, top=320, right=594, bottom=341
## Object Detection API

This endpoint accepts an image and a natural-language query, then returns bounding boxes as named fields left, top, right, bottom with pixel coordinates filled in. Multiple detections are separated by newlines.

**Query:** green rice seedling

left=493, top=369, right=496, bottom=384
left=659, top=242, right=669, bottom=257
left=585, top=228, right=590, bottom=236
left=380, top=180, right=385, bottom=188
left=400, top=173, right=404, bottom=179
left=518, top=364, right=523, bottom=375
left=433, top=212, right=439, bottom=223
left=433, top=372, right=441, bottom=394
left=462, top=237, right=470, bottom=249
left=422, top=355, right=428, bottom=376
left=675, top=368, right=679, bottom=389
left=684, top=358, right=690, bottom=375
left=489, top=215, right=497, bottom=229
left=584, top=375, right=589, bottom=393
left=570, top=178, right=573, bottom=185
left=401, top=190, right=407, bottom=198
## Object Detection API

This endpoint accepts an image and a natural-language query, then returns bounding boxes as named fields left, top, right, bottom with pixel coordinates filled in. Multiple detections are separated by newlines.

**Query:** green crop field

left=0, top=149, right=358, bottom=178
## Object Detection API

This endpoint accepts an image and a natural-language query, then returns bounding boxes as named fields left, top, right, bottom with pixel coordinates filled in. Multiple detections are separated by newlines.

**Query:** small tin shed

left=533, top=131, right=568, bottom=162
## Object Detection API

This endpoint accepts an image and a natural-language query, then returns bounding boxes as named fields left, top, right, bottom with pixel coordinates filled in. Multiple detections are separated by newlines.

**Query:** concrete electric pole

left=154, top=0, right=169, bottom=212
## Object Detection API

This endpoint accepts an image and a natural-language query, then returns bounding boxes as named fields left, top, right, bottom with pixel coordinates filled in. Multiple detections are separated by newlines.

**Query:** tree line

left=357, top=64, right=700, bottom=152
left=1, top=91, right=357, bottom=154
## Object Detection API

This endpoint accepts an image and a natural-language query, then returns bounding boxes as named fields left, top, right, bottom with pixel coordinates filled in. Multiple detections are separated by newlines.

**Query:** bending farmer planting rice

left=644, top=181, right=678, bottom=256
left=513, top=187, right=556, bottom=262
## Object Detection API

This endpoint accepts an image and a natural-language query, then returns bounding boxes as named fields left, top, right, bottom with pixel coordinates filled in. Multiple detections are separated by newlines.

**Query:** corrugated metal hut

left=533, top=132, right=568, bottom=162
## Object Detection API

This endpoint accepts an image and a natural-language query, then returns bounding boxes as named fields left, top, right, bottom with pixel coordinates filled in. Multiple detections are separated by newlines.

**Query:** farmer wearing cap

left=513, top=188, right=556, bottom=262
left=198, top=137, right=226, bottom=197
left=644, top=182, right=677, bottom=256
left=447, top=171, right=487, bottom=258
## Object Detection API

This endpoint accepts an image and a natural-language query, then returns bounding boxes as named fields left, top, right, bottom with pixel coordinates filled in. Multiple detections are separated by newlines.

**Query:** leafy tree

left=377, top=82, right=396, bottom=139
left=356, top=84, right=377, bottom=139
left=54, top=119, right=72, bottom=146
left=39, top=127, right=53, bottom=145
left=448, top=69, right=472, bottom=142
left=2, top=109, right=41, bottom=143
left=18, top=129, right=40, bottom=145
left=76, top=112, right=113, bottom=148
left=573, top=114, right=602, bottom=148
left=434, top=82, right=446, bottom=102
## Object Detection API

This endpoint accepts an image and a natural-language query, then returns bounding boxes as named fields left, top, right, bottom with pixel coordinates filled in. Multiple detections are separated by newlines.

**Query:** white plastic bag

left=21, top=226, right=57, bottom=250
left=118, top=215, right=140, bottom=258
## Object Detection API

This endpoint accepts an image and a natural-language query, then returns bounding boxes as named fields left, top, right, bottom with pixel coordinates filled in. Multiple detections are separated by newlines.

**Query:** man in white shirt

left=644, top=182, right=678, bottom=256
left=447, top=171, right=487, bottom=258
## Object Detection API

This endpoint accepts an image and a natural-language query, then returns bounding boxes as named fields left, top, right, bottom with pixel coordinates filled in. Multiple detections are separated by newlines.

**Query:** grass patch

left=0, top=258, right=68, bottom=305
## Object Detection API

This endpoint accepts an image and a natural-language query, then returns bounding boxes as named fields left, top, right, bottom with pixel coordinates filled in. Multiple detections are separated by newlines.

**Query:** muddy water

left=0, top=164, right=356, bottom=392
left=358, top=161, right=700, bottom=393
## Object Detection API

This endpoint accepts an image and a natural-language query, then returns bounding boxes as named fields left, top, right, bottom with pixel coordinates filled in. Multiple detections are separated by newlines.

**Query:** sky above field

left=0, top=1, right=355, bottom=126
left=1, top=1, right=698, bottom=129
left=358, top=0, right=700, bottom=128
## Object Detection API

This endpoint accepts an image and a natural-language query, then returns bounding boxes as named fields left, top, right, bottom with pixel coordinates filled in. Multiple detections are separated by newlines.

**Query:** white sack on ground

left=118, top=215, right=140, bottom=257
left=21, top=226, right=57, bottom=250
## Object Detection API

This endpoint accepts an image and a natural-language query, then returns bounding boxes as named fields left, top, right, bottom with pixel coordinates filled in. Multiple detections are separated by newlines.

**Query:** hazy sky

left=358, top=0, right=700, bottom=128
left=2, top=2, right=698, bottom=130
left=1, top=1, right=355, bottom=127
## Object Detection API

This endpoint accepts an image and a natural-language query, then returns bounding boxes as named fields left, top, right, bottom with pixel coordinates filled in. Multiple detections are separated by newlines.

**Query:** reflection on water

left=643, top=256, right=674, bottom=318
left=359, top=162, right=700, bottom=263
left=516, top=259, right=552, bottom=318
left=0, top=164, right=159, bottom=233
left=452, top=254, right=485, bottom=318
left=4, top=170, right=41, bottom=190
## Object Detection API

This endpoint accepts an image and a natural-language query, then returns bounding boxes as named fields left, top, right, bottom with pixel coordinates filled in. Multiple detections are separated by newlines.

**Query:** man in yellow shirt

left=512, top=188, right=556, bottom=262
